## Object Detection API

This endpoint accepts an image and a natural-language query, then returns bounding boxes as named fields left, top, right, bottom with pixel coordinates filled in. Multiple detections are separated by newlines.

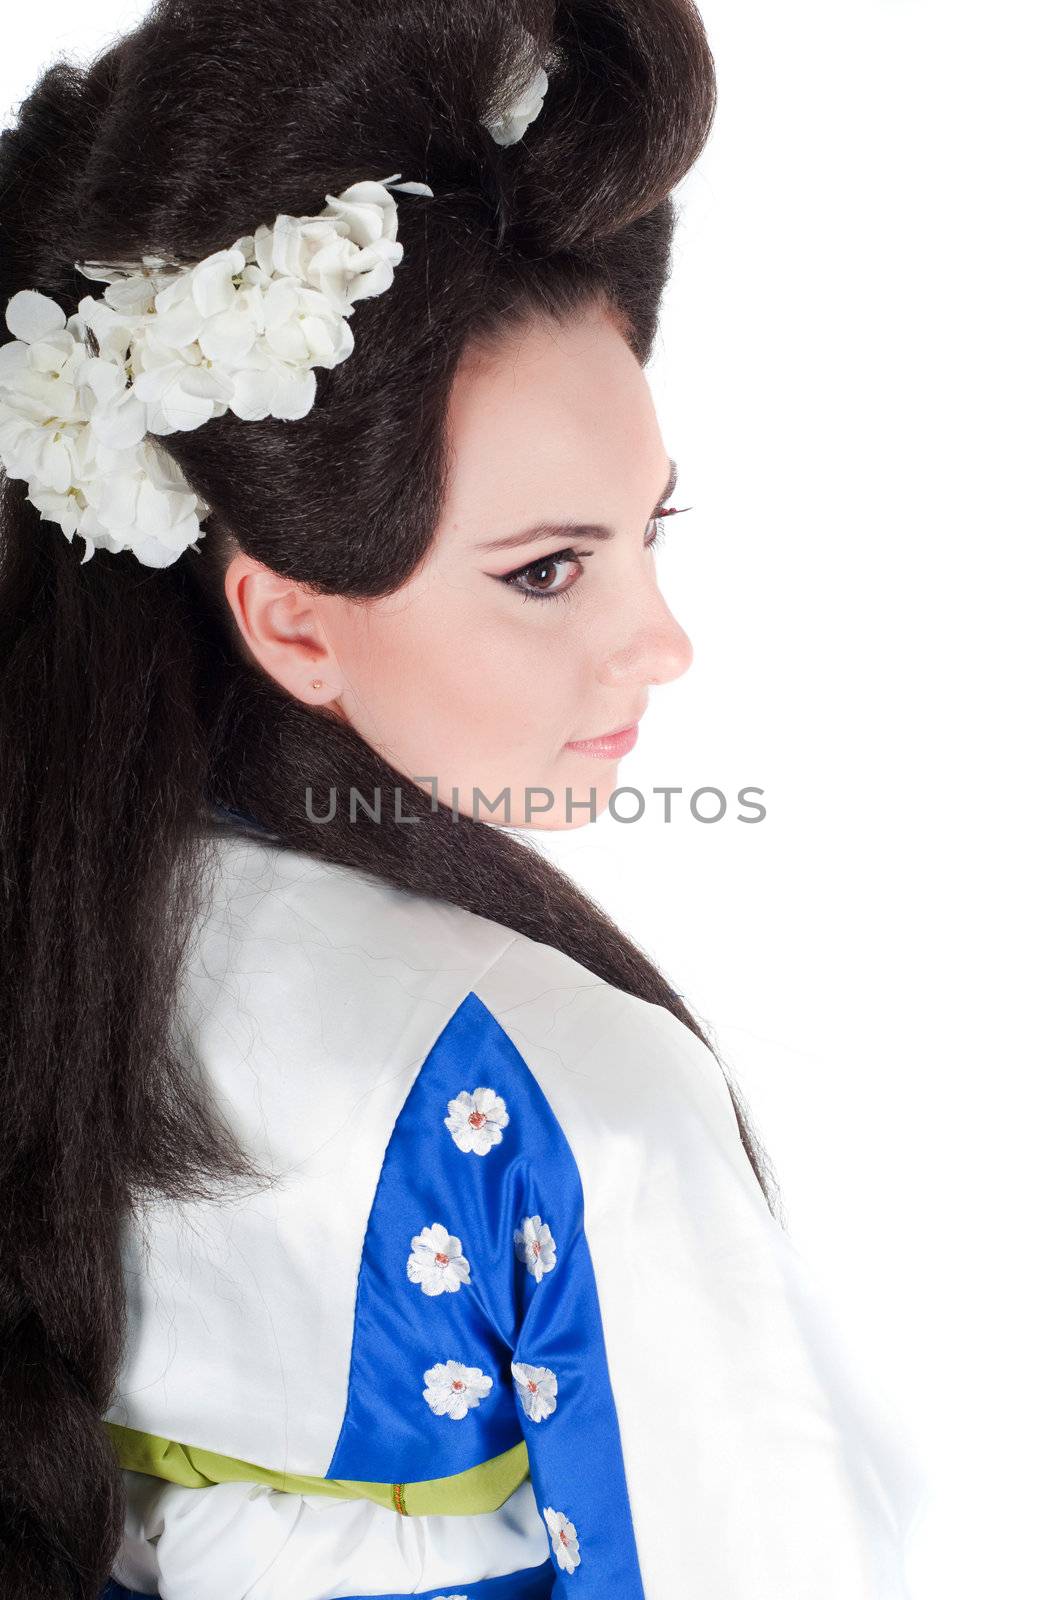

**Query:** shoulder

left=111, top=820, right=770, bottom=1490
left=190, top=821, right=519, bottom=987
left=179, top=825, right=520, bottom=1161
left=184, top=823, right=762, bottom=1210
left=464, top=926, right=768, bottom=1223
left=187, top=821, right=761, bottom=1208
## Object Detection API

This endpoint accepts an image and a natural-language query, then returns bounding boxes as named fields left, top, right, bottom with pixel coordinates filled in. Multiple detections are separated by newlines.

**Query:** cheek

left=331, top=591, right=572, bottom=763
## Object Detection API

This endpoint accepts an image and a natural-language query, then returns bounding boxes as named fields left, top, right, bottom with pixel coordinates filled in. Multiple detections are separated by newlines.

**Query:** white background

left=4, top=3, right=1060, bottom=1595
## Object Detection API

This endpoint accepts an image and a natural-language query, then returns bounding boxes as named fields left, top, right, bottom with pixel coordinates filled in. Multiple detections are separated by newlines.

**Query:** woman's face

left=227, top=301, right=693, bottom=830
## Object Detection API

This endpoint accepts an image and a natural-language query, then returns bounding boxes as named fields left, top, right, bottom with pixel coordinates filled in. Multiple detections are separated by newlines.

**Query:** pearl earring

left=310, top=678, right=324, bottom=692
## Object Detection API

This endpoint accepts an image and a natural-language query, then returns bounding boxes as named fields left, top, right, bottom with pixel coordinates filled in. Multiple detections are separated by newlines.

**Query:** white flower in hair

left=0, top=289, right=208, bottom=567
left=0, top=173, right=432, bottom=568
left=484, top=61, right=550, bottom=146
left=0, top=292, right=91, bottom=500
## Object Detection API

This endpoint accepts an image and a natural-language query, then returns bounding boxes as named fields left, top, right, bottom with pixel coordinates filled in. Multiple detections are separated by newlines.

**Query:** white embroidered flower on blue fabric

left=543, top=1506, right=581, bottom=1573
left=423, top=1359, right=494, bottom=1420
left=513, top=1214, right=557, bottom=1282
left=444, top=1086, right=509, bottom=1155
left=511, top=1360, right=558, bottom=1422
left=407, top=1223, right=471, bottom=1295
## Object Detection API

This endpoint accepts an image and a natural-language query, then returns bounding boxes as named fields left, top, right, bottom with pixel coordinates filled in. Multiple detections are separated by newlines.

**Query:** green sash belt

left=105, top=1421, right=530, bottom=1517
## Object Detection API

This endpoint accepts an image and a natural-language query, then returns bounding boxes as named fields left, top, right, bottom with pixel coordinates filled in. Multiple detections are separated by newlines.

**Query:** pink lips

left=564, top=720, right=641, bottom=759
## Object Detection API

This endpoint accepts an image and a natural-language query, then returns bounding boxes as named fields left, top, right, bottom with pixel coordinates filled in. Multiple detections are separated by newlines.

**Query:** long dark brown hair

left=0, top=1, right=778, bottom=1593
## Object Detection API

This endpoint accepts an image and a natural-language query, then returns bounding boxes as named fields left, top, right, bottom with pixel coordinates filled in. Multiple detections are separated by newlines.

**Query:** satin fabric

left=104, top=826, right=521, bottom=1475
left=108, top=1470, right=551, bottom=1599
left=100, top=1557, right=555, bottom=1600
left=326, top=988, right=644, bottom=1585
left=101, top=820, right=926, bottom=1597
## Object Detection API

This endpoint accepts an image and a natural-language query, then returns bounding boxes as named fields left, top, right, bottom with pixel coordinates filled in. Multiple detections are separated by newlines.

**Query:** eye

left=501, top=547, right=594, bottom=603
left=500, top=502, right=693, bottom=604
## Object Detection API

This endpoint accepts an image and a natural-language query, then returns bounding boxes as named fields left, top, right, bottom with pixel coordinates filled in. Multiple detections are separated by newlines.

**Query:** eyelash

left=501, top=503, right=692, bottom=604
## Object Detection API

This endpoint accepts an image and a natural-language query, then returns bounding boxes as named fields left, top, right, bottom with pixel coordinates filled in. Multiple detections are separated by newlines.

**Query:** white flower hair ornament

left=0, top=60, right=548, bottom=571
left=483, top=61, right=550, bottom=147
left=0, top=175, right=433, bottom=568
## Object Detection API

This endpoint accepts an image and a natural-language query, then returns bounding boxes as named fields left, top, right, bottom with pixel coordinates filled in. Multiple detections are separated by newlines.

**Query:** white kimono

left=102, top=809, right=923, bottom=1600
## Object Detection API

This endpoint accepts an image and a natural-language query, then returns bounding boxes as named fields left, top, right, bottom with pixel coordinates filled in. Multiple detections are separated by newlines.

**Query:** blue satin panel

left=326, top=989, right=646, bottom=1594
left=100, top=1559, right=556, bottom=1599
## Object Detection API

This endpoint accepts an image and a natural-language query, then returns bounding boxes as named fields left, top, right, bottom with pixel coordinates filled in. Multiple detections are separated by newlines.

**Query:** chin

left=516, top=778, right=620, bottom=832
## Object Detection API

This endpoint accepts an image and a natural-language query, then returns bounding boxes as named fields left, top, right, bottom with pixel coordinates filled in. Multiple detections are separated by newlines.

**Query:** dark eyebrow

left=475, top=458, right=679, bottom=553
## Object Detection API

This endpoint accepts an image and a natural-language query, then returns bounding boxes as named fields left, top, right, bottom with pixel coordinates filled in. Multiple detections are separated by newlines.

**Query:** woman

left=0, top=1, right=920, bottom=1596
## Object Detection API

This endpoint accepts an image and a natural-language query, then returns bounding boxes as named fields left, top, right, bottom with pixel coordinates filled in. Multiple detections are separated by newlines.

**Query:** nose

left=598, top=591, right=694, bottom=689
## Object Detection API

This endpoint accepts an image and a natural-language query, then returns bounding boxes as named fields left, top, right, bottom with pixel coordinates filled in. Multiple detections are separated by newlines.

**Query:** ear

left=223, top=551, right=340, bottom=708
